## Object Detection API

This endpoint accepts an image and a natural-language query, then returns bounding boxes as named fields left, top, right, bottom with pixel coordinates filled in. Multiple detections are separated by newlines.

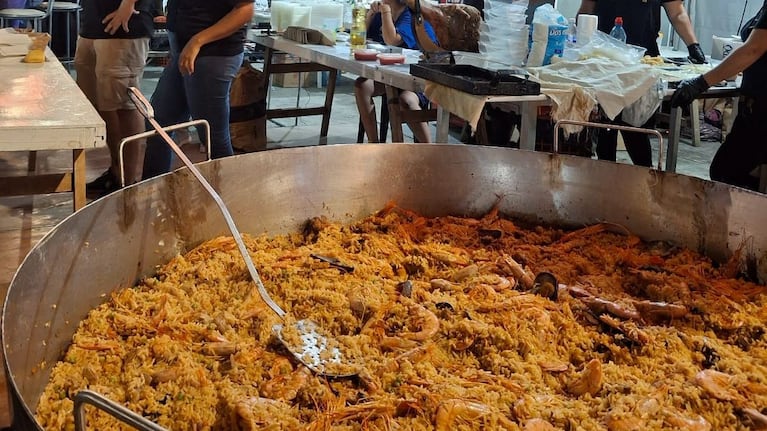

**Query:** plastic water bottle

left=609, top=16, right=627, bottom=43
left=350, top=0, right=367, bottom=50
left=566, top=17, right=577, bottom=48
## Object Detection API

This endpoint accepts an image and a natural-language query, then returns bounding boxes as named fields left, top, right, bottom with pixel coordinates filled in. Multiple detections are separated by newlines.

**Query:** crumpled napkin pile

left=283, top=26, right=334, bottom=47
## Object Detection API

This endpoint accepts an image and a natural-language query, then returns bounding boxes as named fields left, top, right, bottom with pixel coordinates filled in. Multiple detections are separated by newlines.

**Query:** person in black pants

left=578, top=0, right=705, bottom=167
left=672, top=1, right=767, bottom=191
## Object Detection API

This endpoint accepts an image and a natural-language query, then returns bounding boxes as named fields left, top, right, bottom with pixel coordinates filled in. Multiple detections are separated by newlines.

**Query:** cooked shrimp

left=452, top=264, right=479, bottom=282
left=580, top=296, right=641, bottom=321
left=740, top=408, right=767, bottom=430
left=435, top=399, right=514, bottom=431
left=502, top=255, right=535, bottom=289
left=235, top=397, right=300, bottom=430
left=430, top=278, right=459, bottom=291
left=605, top=412, right=645, bottom=431
left=261, top=367, right=312, bottom=402
left=199, top=341, right=237, bottom=357
left=400, top=301, right=440, bottom=341
left=567, top=359, right=602, bottom=396
left=633, top=300, right=688, bottom=321
left=695, top=369, right=743, bottom=402
left=522, top=418, right=557, bottom=430
left=663, top=409, right=711, bottom=431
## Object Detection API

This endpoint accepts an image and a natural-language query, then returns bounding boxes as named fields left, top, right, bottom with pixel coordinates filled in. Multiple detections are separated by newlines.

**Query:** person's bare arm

left=702, top=28, right=767, bottom=85
left=379, top=4, right=403, bottom=46
left=178, top=1, right=254, bottom=75
left=663, top=0, right=698, bottom=45
left=102, top=0, right=139, bottom=35
left=577, top=0, right=596, bottom=16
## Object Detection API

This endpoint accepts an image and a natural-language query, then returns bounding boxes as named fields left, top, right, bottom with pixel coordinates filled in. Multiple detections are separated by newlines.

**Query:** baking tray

left=410, top=63, right=540, bottom=96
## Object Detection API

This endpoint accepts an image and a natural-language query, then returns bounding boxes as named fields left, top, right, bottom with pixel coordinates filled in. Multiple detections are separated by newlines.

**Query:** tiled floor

left=0, top=63, right=725, bottom=428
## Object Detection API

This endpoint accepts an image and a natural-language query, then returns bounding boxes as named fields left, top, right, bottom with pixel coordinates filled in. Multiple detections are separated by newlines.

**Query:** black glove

left=687, top=43, right=707, bottom=64
left=670, top=75, right=710, bottom=108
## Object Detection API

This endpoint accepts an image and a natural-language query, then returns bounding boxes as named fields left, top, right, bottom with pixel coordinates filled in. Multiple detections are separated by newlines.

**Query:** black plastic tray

left=410, top=63, right=540, bottom=96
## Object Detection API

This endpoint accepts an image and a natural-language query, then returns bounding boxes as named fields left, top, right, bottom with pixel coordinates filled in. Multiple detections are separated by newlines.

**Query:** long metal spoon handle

left=74, top=390, right=166, bottom=431
left=127, top=87, right=286, bottom=318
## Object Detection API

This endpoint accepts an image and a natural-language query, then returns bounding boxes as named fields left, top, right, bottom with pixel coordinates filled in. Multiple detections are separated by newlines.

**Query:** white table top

left=252, top=33, right=427, bottom=92
left=0, top=49, right=105, bottom=152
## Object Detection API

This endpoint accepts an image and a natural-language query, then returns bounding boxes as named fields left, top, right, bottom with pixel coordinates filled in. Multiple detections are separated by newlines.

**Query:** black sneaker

left=86, top=169, right=120, bottom=198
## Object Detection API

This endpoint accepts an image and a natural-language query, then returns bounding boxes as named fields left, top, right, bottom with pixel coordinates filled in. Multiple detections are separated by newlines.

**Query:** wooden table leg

left=320, top=69, right=337, bottom=145
left=72, top=149, right=86, bottom=211
left=385, top=86, right=404, bottom=143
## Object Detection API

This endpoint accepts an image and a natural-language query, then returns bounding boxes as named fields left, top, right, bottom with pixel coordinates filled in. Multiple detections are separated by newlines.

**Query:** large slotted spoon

left=127, top=87, right=355, bottom=377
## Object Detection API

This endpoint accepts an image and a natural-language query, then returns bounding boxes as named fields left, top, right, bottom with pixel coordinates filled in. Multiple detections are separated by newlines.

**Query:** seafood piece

left=235, top=397, right=300, bottom=430
left=400, top=301, right=440, bottom=341
left=605, top=412, right=645, bottom=431
left=331, top=399, right=398, bottom=423
left=564, top=284, right=594, bottom=298
left=538, top=360, right=569, bottom=373
left=502, top=255, right=535, bottom=290
left=740, top=408, right=767, bottom=430
left=261, top=367, right=312, bottom=401
left=531, top=272, right=558, bottom=301
left=150, top=367, right=182, bottom=384
left=199, top=341, right=238, bottom=357
left=435, top=399, right=515, bottom=431
left=452, top=264, right=479, bottom=282
left=567, top=359, right=602, bottom=396
left=580, top=296, right=641, bottom=321
left=598, top=314, right=651, bottom=344
left=522, top=418, right=557, bottom=430
left=663, top=409, right=711, bottom=431
left=379, top=301, right=439, bottom=350
left=633, top=300, right=688, bottom=321
left=431, top=278, right=459, bottom=291
left=450, top=320, right=489, bottom=351
left=695, top=369, right=743, bottom=402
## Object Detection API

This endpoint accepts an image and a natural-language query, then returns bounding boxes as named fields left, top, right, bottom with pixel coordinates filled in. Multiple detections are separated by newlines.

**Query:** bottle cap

left=615, top=17, right=623, bottom=25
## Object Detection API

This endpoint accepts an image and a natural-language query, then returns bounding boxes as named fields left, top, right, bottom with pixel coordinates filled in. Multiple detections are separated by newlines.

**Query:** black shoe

left=86, top=169, right=120, bottom=198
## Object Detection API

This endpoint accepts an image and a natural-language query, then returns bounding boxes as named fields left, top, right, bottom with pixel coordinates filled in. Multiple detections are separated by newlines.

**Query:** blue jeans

left=142, top=32, right=243, bottom=180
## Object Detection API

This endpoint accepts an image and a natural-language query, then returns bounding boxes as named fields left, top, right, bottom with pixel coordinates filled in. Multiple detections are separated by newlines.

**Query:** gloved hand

left=687, top=43, right=707, bottom=64
left=670, top=75, right=710, bottom=108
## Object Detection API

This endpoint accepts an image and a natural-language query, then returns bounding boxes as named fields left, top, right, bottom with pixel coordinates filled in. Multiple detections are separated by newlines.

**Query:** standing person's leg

left=184, top=53, right=243, bottom=159
left=93, top=38, right=151, bottom=185
left=709, top=98, right=765, bottom=191
left=143, top=32, right=192, bottom=180
left=75, top=37, right=116, bottom=191
left=595, top=127, right=619, bottom=162
left=620, top=115, right=653, bottom=168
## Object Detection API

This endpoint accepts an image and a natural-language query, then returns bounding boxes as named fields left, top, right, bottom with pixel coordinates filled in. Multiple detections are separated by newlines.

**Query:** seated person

left=354, top=0, right=438, bottom=143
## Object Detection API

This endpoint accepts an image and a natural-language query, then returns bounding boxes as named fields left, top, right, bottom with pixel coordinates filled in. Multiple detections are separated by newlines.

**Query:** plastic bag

left=622, top=79, right=663, bottom=127
left=574, top=30, right=646, bottom=64
left=526, top=4, right=568, bottom=67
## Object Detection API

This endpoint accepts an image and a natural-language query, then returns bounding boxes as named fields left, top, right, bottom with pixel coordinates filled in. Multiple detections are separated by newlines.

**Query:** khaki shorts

left=74, top=37, right=149, bottom=111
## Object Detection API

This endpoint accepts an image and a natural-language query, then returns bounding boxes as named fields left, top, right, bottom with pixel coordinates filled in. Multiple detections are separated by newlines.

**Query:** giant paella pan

left=5, top=144, right=767, bottom=430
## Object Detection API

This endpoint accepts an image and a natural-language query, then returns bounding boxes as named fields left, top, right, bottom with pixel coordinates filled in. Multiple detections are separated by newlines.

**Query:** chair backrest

left=432, top=4, right=481, bottom=53
left=408, top=1, right=482, bottom=53
left=40, top=0, right=54, bottom=18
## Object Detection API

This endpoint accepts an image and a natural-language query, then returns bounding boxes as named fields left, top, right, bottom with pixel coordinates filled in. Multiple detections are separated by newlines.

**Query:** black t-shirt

left=167, top=0, right=249, bottom=57
left=740, top=1, right=767, bottom=99
left=593, top=0, right=675, bottom=57
left=80, top=0, right=154, bottom=39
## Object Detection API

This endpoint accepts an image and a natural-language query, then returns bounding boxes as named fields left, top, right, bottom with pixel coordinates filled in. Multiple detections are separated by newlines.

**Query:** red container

left=377, top=53, right=405, bottom=65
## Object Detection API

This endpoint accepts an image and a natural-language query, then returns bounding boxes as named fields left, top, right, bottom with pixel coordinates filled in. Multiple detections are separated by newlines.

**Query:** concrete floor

left=0, top=63, right=725, bottom=428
